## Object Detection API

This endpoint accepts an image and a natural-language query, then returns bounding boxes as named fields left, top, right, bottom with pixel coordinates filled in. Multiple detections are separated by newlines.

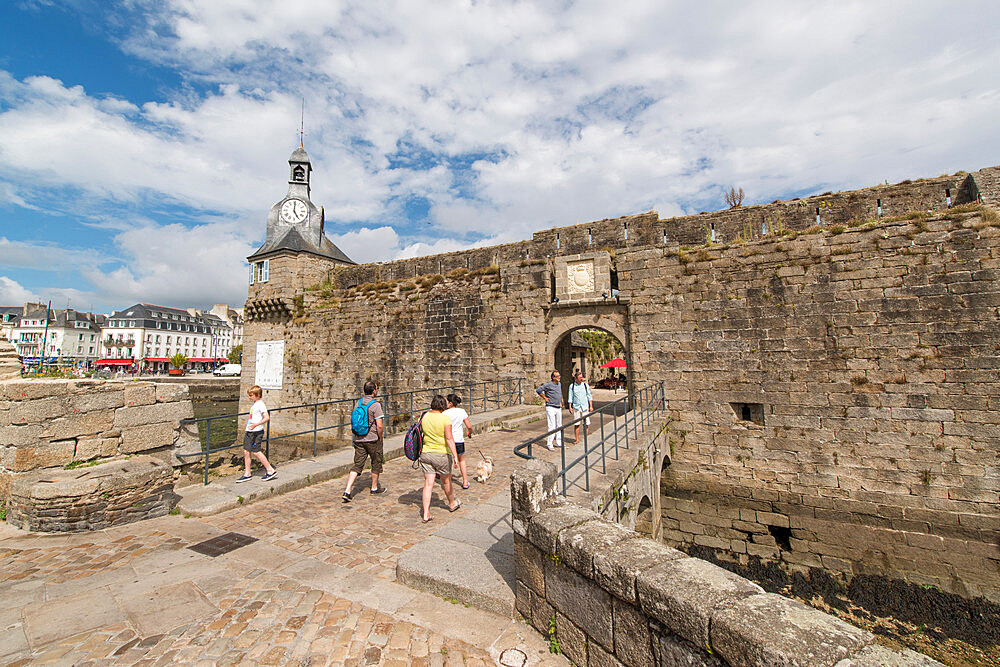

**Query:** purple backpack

left=403, top=412, right=426, bottom=462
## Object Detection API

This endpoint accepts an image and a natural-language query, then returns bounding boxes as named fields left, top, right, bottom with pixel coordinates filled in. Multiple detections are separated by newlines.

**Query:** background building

left=10, top=304, right=103, bottom=366
left=103, top=304, right=231, bottom=372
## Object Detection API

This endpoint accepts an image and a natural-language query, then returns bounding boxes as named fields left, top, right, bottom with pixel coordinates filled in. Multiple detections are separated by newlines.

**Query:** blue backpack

left=351, top=398, right=377, bottom=436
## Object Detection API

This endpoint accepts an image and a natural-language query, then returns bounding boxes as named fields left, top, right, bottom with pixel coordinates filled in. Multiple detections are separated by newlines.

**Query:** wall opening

left=768, top=524, right=792, bottom=551
left=730, top=402, right=765, bottom=425
left=635, top=496, right=654, bottom=537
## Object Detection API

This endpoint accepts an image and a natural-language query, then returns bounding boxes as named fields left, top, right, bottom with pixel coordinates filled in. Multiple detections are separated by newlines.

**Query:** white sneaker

left=546, top=443, right=554, bottom=451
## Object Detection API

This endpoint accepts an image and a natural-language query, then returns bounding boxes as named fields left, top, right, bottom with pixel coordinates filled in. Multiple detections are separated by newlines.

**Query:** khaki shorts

left=571, top=409, right=591, bottom=426
left=351, top=439, right=384, bottom=474
left=419, top=452, right=452, bottom=476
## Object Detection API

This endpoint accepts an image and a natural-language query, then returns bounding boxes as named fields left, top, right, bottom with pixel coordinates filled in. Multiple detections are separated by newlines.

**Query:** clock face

left=280, top=198, right=308, bottom=223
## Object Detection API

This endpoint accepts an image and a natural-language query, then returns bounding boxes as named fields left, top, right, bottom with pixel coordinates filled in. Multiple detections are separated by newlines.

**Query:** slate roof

left=248, top=228, right=355, bottom=264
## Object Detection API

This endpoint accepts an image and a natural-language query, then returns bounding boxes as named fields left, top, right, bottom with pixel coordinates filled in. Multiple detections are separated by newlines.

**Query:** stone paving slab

left=397, top=535, right=516, bottom=618
left=175, top=404, right=536, bottom=517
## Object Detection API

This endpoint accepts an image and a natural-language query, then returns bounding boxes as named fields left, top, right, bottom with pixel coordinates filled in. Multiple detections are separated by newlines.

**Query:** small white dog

left=474, top=451, right=494, bottom=483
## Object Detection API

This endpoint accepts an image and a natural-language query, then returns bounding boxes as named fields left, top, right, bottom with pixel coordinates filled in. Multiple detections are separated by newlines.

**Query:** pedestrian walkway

left=0, top=403, right=570, bottom=666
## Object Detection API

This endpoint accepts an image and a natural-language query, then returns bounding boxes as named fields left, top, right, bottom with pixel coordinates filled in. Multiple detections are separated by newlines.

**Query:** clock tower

left=248, top=144, right=355, bottom=267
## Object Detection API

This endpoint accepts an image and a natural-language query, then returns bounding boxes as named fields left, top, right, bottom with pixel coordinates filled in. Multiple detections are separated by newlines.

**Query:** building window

left=250, top=264, right=255, bottom=284
left=257, top=260, right=270, bottom=283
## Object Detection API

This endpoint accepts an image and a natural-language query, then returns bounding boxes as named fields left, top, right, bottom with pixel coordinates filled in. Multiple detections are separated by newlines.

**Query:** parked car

left=213, top=363, right=242, bottom=377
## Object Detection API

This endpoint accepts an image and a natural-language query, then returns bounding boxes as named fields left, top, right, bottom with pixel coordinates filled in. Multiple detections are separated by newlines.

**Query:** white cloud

left=0, top=276, right=38, bottom=304
left=1, top=0, right=1000, bottom=312
left=80, top=220, right=257, bottom=310
left=0, top=237, right=104, bottom=269
left=328, top=225, right=493, bottom=264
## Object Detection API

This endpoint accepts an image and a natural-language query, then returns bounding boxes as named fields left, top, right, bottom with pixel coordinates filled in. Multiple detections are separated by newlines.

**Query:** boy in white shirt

left=237, top=385, right=277, bottom=482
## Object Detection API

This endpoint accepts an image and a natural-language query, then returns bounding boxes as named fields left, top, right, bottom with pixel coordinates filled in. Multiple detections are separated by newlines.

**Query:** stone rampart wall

left=329, top=170, right=979, bottom=288
left=623, top=209, right=1000, bottom=602
left=510, top=461, right=938, bottom=666
left=1, top=379, right=195, bottom=528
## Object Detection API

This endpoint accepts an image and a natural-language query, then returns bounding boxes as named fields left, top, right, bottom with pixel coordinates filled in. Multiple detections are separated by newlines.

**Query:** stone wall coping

left=511, top=464, right=942, bottom=665
left=711, top=592, right=873, bottom=667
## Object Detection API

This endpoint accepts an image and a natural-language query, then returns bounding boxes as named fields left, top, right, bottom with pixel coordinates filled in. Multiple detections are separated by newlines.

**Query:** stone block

left=75, top=437, right=118, bottom=461
left=834, top=644, right=945, bottom=666
left=527, top=504, right=601, bottom=552
left=649, top=619, right=722, bottom=667
left=712, top=593, right=873, bottom=667
left=42, top=410, right=113, bottom=441
left=1, top=380, right=70, bottom=400
left=554, top=611, right=588, bottom=666
left=9, top=439, right=76, bottom=471
left=555, top=518, right=635, bottom=577
left=114, top=401, right=192, bottom=428
left=589, top=639, right=625, bottom=667
left=510, top=458, right=560, bottom=534
left=514, top=534, right=546, bottom=596
left=70, top=390, right=125, bottom=413
left=9, top=397, right=66, bottom=423
left=515, top=580, right=532, bottom=620
left=0, top=423, right=44, bottom=447
left=154, top=383, right=188, bottom=403
left=530, top=585, right=554, bottom=634
left=594, top=537, right=686, bottom=604
left=636, top=557, right=763, bottom=650
left=120, top=422, right=176, bottom=454
left=124, top=383, right=156, bottom=407
left=545, top=557, right=613, bottom=650
left=612, top=597, right=654, bottom=667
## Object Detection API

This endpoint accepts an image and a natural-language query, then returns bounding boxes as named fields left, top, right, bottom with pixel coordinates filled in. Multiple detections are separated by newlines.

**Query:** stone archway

left=546, top=304, right=632, bottom=401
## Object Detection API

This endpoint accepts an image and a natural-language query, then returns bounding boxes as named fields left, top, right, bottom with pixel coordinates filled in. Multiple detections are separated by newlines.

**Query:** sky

left=0, top=1, right=998, bottom=314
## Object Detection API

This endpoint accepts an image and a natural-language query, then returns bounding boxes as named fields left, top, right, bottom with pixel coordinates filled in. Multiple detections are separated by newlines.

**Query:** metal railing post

left=265, top=420, right=270, bottom=459
left=613, top=400, right=619, bottom=459
left=409, top=391, right=414, bottom=422
left=583, top=419, right=589, bottom=491
left=560, top=432, right=567, bottom=496
left=204, top=419, right=210, bottom=486
left=313, top=403, right=318, bottom=457
left=624, top=399, right=630, bottom=450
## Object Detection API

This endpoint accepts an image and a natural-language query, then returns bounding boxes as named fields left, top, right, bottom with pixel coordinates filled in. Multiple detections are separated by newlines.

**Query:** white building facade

left=10, top=305, right=103, bottom=365
left=102, top=303, right=233, bottom=372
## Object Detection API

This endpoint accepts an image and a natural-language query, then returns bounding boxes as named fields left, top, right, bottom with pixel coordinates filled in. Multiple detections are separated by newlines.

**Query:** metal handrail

left=179, top=377, right=524, bottom=485
left=513, top=382, right=666, bottom=496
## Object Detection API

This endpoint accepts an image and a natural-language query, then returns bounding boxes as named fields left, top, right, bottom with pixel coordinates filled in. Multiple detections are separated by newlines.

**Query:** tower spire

left=299, top=97, right=304, bottom=149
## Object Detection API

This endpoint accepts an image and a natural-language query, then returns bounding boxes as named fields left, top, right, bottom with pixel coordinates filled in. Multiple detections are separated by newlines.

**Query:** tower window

left=293, top=165, right=305, bottom=182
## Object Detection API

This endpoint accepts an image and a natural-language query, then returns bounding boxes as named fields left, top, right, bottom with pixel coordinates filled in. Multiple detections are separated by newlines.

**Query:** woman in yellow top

left=418, top=394, right=461, bottom=522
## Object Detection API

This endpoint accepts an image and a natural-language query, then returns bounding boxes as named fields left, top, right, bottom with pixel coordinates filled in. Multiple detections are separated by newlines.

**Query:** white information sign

left=254, top=340, right=285, bottom=390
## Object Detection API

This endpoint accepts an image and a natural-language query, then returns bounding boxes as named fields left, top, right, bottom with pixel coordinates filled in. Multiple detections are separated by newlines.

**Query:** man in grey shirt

left=343, top=380, right=386, bottom=502
left=536, top=370, right=564, bottom=450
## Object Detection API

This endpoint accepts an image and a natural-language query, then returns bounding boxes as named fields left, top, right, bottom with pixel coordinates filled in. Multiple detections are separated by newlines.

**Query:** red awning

left=96, top=359, right=134, bottom=365
left=144, top=358, right=169, bottom=362
left=187, top=358, right=223, bottom=363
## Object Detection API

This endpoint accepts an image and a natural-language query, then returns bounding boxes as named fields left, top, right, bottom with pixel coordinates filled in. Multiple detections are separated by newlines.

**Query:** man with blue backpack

left=343, top=380, right=386, bottom=502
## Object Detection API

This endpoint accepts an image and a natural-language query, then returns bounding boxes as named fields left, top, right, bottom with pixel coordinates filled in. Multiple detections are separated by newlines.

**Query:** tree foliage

left=577, top=328, right=624, bottom=373
left=228, top=344, right=243, bottom=364
left=169, top=353, right=188, bottom=369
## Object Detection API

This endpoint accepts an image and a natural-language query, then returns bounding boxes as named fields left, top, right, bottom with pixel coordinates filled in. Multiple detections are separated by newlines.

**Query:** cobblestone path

left=0, top=412, right=568, bottom=666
